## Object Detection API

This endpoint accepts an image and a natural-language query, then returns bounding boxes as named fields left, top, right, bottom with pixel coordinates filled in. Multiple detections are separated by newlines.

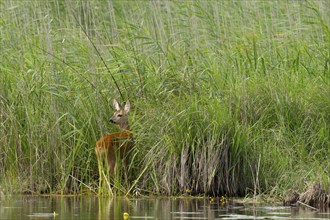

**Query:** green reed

left=0, top=0, right=329, bottom=197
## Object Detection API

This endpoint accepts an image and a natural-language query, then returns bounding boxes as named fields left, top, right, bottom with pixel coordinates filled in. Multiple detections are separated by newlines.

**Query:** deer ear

left=113, top=99, right=121, bottom=111
left=124, top=100, right=130, bottom=112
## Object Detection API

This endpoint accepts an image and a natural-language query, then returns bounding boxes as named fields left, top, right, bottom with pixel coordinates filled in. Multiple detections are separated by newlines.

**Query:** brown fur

left=95, top=99, right=133, bottom=188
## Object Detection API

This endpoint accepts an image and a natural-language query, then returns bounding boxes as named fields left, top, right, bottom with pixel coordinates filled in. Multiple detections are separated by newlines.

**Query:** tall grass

left=0, top=0, right=329, bottom=197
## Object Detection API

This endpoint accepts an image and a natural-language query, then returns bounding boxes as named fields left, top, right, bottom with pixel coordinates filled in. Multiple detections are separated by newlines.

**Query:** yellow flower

left=123, top=212, right=129, bottom=220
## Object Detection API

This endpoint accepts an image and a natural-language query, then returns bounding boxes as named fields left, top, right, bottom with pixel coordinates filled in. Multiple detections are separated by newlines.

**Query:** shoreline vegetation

left=0, top=0, right=329, bottom=207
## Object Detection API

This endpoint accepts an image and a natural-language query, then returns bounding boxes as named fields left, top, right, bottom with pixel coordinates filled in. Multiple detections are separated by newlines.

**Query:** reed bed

left=0, top=0, right=329, bottom=198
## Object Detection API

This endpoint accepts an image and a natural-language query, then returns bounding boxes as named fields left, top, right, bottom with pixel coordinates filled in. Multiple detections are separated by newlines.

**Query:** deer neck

left=118, top=122, right=130, bottom=132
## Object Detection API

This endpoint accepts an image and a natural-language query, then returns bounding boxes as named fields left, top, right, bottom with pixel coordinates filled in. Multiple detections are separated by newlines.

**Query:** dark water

left=0, top=196, right=329, bottom=220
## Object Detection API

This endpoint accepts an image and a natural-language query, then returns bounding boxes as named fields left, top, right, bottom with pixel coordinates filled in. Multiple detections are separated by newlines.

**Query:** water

left=0, top=196, right=329, bottom=220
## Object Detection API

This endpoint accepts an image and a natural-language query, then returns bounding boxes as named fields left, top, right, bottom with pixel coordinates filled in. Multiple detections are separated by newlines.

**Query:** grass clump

left=0, top=0, right=329, bottom=200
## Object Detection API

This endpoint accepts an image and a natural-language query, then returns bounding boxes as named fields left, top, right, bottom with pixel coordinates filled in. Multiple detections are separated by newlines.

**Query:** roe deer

left=95, top=99, right=133, bottom=188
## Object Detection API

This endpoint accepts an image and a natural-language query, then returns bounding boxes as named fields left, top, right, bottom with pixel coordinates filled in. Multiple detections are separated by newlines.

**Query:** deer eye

left=117, top=114, right=122, bottom=117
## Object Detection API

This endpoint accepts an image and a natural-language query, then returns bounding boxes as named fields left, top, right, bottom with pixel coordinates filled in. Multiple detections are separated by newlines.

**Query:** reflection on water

left=0, top=196, right=329, bottom=220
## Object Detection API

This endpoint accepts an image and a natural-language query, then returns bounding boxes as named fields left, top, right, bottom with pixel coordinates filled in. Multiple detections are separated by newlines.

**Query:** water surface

left=0, top=196, right=329, bottom=219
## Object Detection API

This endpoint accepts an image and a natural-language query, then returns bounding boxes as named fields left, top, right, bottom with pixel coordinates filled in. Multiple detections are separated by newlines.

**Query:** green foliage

left=0, top=0, right=329, bottom=196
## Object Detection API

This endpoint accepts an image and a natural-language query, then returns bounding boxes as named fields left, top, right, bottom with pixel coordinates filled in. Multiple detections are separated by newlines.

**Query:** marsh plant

left=0, top=0, right=329, bottom=197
